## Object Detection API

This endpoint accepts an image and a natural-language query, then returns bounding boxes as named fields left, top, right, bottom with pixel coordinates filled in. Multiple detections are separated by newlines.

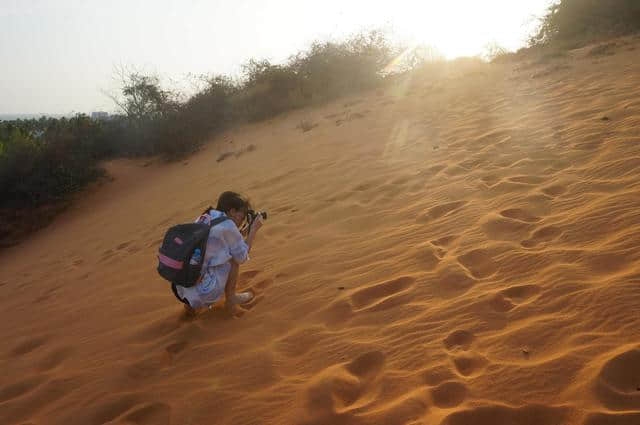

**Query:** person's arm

left=244, top=216, right=263, bottom=253
left=224, top=217, right=264, bottom=315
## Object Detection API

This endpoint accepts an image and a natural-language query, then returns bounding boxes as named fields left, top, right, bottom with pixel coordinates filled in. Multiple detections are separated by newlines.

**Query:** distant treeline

left=531, top=0, right=640, bottom=46
left=0, top=31, right=406, bottom=215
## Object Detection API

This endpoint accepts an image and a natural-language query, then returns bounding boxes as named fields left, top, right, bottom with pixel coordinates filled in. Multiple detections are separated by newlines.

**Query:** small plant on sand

left=483, top=42, right=512, bottom=62
left=216, top=151, right=235, bottom=162
left=297, top=120, right=318, bottom=133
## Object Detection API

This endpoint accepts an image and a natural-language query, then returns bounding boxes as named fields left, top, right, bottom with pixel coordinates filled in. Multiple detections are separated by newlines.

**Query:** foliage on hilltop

left=531, top=0, right=640, bottom=46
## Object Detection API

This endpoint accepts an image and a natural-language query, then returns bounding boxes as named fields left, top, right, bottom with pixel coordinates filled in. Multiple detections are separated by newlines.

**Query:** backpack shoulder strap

left=209, top=216, right=230, bottom=227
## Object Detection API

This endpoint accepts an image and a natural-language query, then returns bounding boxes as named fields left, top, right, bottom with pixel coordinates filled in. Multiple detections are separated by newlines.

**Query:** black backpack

left=157, top=216, right=229, bottom=287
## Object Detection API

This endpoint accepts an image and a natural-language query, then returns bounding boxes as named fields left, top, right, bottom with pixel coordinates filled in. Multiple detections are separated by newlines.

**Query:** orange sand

left=2, top=38, right=640, bottom=425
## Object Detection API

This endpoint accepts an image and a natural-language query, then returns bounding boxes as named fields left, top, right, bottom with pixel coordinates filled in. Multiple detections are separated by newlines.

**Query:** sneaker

left=234, top=291, right=253, bottom=304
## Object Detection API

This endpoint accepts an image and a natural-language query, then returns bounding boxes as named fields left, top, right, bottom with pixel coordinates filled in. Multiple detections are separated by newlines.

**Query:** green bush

left=531, top=0, right=640, bottom=46
left=0, top=115, right=107, bottom=208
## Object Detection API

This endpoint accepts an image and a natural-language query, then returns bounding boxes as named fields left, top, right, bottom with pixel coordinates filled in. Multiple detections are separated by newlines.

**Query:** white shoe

left=234, top=292, right=254, bottom=304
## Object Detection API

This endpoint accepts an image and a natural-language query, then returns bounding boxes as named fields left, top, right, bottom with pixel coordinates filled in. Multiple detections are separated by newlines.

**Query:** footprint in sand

left=35, top=287, right=60, bottom=303
left=11, top=336, right=48, bottom=356
left=147, top=237, right=163, bottom=248
left=489, top=284, right=542, bottom=313
left=441, top=404, right=572, bottom=425
left=130, top=316, right=184, bottom=343
left=100, top=249, right=116, bottom=262
left=457, top=249, right=498, bottom=279
left=252, top=278, right=273, bottom=290
left=443, top=330, right=475, bottom=351
left=391, top=174, right=413, bottom=185
left=489, top=293, right=517, bottom=312
left=304, top=351, right=386, bottom=420
left=500, top=284, right=541, bottom=303
left=431, top=235, right=458, bottom=247
left=444, top=165, right=468, bottom=177
left=350, top=276, right=415, bottom=311
left=594, top=348, right=640, bottom=410
left=7, top=376, right=82, bottom=424
left=482, top=214, right=534, bottom=241
left=451, top=353, right=489, bottom=377
left=36, top=346, right=73, bottom=371
left=572, top=139, right=604, bottom=151
left=499, top=208, right=541, bottom=223
left=481, top=174, right=501, bottom=187
left=508, top=175, right=547, bottom=185
left=352, top=181, right=376, bottom=192
left=458, top=158, right=486, bottom=171
left=272, top=204, right=294, bottom=214
left=126, top=353, right=174, bottom=380
left=541, top=184, right=568, bottom=197
left=424, top=164, right=447, bottom=176
left=116, top=241, right=133, bottom=251
left=345, top=351, right=386, bottom=380
left=240, top=269, right=261, bottom=280
left=412, top=243, right=442, bottom=270
left=521, top=225, right=563, bottom=248
left=275, top=271, right=289, bottom=280
left=422, top=365, right=457, bottom=386
left=0, top=375, right=46, bottom=403
left=319, top=299, right=354, bottom=328
left=430, top=381, right=468, bottom=408
left=276, top=326, right=325, bottom=357
left=432, top=266, right=477, bottom=297
left=409, top=179, right=426, bottom=193
left=165, top=340, right=188, bottom=355
left=417, top=201, right=467, bottom=223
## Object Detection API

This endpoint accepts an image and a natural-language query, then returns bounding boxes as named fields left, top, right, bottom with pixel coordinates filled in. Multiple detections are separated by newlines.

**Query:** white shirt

left=175, top=209, right=249, bottom=308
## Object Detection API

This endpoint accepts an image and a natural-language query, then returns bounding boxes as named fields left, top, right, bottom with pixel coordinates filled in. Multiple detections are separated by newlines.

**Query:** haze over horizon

left=1, top=0, right=552, bottom=116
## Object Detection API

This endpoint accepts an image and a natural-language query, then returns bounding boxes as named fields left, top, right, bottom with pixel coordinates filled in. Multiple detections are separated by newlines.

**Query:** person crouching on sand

left=173, top=191, right=264, bottom=316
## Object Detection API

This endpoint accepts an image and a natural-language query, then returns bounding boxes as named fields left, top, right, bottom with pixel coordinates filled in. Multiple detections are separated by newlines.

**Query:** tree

left=107, top=67, right=179, bottom=123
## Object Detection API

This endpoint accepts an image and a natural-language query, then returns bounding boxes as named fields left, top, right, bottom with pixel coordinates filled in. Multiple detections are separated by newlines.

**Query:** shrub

left=0, top=115, right=107, bottom=208
left=531, top=0, right=640, bottom=46
left=297, top=120, right=317, bottom=133
left=239, top=59, right=300, bottom=121
left=484, top=42, right=512, bottom=62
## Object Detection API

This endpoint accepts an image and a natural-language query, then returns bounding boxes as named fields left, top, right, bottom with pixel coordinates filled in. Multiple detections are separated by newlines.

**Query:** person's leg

left=224, top=261, right=240, bottom=314
left=182, top=302, right=197, bottom=317
left=225, top=261, right=239, bottom=300
left=173, top=283, right=197, bottom=317
left=224, top=261, right=253, bottom=315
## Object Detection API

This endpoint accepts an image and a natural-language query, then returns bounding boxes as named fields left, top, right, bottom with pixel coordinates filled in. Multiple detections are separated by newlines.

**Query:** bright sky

left=1, top=0, right=552, bottom=115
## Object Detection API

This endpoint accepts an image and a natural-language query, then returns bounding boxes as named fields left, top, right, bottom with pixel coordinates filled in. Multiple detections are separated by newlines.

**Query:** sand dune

left=1, top=37, right=640, bottom=425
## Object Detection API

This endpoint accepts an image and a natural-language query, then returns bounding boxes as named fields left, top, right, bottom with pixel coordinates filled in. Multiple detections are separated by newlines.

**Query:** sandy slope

left=2, top=37, right=640, bottom=425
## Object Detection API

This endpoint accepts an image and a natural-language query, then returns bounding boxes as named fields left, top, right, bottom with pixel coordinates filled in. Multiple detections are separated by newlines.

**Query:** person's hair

left=215, top=191, right=251, bottom=215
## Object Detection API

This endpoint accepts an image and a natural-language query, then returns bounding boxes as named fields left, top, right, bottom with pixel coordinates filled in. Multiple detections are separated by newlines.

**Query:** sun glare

left=392, top=1, right=530, bottom=59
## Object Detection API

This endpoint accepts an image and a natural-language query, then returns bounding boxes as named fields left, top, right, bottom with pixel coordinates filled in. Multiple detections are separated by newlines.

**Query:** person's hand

left=250, top=215, right=264, bottom=233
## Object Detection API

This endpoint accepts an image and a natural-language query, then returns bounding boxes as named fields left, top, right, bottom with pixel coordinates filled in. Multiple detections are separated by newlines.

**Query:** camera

left=247, top=209, right=267, bottom=222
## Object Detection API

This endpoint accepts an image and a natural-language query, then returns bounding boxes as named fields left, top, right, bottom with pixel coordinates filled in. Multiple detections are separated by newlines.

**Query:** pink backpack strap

left=196, top=214, right=211, bottom=225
